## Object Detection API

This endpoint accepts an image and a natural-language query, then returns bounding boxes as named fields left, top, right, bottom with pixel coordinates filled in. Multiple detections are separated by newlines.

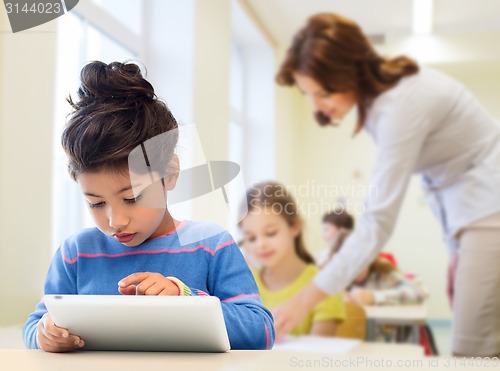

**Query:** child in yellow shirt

left=240, top=181, right=345, bottom=336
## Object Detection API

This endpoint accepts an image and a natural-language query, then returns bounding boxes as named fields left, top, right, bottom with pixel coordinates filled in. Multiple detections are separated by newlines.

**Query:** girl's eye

left=125, top=194, right=143, bottom=204
left=88, top=202, right=105, bottom=209
left=267, top=231, right=277, bottom=237
left=321, top=88, right=338, bottom=96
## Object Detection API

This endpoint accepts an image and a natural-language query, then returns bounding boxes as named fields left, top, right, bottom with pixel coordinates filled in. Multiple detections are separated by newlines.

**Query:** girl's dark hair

left=244, top=181, right=315, bottom=265
left=276, top=13, right=419, bottom=134
left=322, top=209, right=354, bottom=230
left=61, top=61, right=179, bottom=181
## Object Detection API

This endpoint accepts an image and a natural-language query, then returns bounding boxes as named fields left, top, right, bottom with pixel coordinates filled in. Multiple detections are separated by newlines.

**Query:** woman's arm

left=314, top=93, right=431, bottom=298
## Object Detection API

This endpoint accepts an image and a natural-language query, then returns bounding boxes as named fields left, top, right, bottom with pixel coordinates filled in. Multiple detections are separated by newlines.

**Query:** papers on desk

left=272, top=335, right=360, bottom=354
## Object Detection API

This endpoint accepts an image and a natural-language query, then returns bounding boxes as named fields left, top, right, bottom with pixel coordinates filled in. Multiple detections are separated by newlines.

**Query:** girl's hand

left=348, top=288, right=375, bottom=305
left=36, top=313, right=84, bottom=352
left=118, top=272, right=180, bottom=296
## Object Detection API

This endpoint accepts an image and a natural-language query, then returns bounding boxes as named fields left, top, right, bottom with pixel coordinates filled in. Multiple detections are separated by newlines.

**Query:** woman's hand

left=118, top=272, right=180, bottom=295
left=36, top=313, right=84, bottom=352
left=348, top=288, right=375, bottom=305
left=272, top=282, right=328, bottom=341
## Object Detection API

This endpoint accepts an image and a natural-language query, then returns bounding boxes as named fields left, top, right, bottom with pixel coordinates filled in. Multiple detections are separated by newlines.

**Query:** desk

left=363, top=304, right=428, bottom=343
left=0, top=343, right=424, bottom=371
left=0, top=344, right=424, bottom=371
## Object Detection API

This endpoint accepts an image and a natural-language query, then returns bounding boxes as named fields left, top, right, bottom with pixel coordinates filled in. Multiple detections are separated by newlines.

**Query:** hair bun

left=73, top=61, right=155, bottom=107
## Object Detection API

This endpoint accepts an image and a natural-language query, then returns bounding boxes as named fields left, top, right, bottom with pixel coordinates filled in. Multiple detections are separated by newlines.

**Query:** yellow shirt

left=253, top=264, right=345, bottom=336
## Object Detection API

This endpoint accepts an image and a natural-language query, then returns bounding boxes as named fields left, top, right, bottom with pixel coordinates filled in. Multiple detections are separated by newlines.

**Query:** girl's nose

left=108, top=206, right=130, bottom=230
left=308, top=95, right=321, bottom=112
left=255, top=237, right=266, bottom=250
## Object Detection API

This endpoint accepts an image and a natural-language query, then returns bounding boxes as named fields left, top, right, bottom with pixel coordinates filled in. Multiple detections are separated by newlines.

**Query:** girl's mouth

left=114, top=233, right=136, bottom=243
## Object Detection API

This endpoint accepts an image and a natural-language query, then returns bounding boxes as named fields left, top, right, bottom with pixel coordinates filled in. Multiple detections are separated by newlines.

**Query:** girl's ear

left=291, top=219, right=302, bottom=238
left=164, top=155, right=180, bottom=191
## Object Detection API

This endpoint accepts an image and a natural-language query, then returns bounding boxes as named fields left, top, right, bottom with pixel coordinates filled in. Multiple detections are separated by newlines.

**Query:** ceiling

left=245, top=0, right=500, bottom=45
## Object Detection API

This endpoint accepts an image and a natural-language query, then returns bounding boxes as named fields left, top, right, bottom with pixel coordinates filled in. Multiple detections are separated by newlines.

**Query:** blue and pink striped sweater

left=23, top=220, right=275, bottom=350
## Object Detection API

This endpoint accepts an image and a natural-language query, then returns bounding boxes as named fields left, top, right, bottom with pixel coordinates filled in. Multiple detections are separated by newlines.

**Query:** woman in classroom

left=271, top=12, right=500, bottom=357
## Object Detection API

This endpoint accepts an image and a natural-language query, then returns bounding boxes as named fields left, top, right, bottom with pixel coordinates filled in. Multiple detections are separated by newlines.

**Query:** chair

left=335, top=302, right=366, bottom=340
left=420, top=324, right=440, bottom=356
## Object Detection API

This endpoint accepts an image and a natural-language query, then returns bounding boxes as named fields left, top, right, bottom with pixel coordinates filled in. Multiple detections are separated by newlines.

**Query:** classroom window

left=52, top=3, right=142, bottom=251
left=228, top=1, right=276, bottom=240
left=230, top=0, right=276, bottom=187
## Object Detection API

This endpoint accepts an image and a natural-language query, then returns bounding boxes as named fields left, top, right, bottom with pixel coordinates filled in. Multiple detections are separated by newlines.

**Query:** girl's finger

left=43, top=341, right=84, bottom=353
left=42, top=326, right=80, bottom=346
left=144, top=284, right=164, bottom=296
left=135, top=276, right=158, bottom=295
left=42, top=315, right=69, bottom=339
left=118, top=272, right=151, bottom=288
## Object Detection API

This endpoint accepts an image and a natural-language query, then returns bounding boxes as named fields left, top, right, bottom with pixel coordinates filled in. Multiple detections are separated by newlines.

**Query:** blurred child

left=240, top=182, right=345, bottom=337
left=316, top=209, right=354, bottom=267
left=330, top=230, right=434, bottom=350
left=329, top=230, right=427, bottom=306
left=22, top=61, right=274, bottom=352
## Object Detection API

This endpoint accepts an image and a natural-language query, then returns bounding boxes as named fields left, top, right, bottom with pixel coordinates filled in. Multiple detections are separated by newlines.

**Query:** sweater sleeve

left=315, top=93, right=430, bottom=296
left=175, top=234, right=275, bottom=350
left=22, top=245, right=77, bottom=349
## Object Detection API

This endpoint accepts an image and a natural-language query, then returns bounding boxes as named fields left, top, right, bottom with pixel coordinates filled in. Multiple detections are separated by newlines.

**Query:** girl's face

left=241, top=208, right=300, bottom=269
left=77, top=168, right=177, bottom=247
left=293, top=72, right=356, bottom=123
left=322, top=222, right=340, bottom=246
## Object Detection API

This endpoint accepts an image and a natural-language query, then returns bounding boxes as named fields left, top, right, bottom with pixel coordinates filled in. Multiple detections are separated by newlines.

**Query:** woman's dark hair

left=61, top=61, right=179, bottom=181
left=322, top=209, right=355, bottom=230
left=243, top=181, right=315, bottom=265
left=276, top=13, right=419, bottom=134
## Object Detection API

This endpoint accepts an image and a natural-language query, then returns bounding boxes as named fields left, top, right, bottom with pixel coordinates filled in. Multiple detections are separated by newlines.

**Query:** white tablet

left=44, top=294, right=230, bottom=352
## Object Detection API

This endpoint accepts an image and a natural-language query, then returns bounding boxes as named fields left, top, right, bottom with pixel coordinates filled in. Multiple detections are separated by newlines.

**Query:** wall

left=192, top=0, right=231, bottom=162
left=0, top=12, right=56, bottom=325
left=274, top=46, right=303, bottom=187
left=190, top=0, right=233, bottom=227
